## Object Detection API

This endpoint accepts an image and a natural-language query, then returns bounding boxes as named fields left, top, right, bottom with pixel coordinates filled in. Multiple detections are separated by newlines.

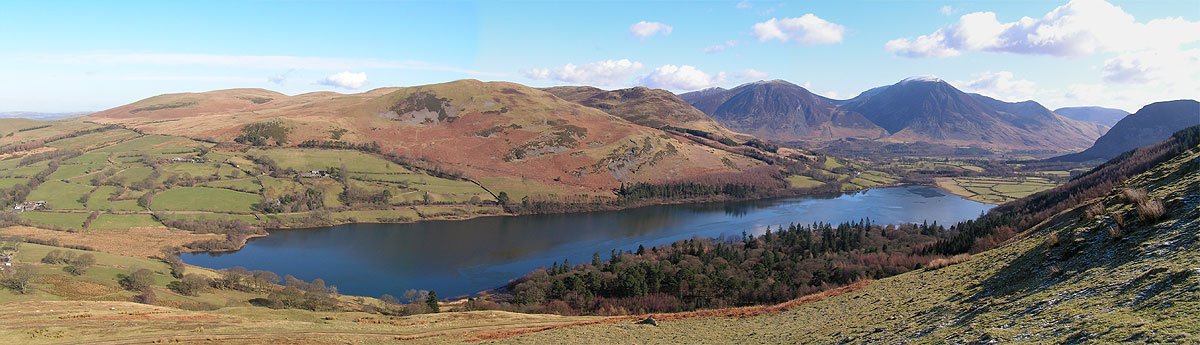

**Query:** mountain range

left=1052, top=99, right=1199, bottom=162
left=677, top=80, right=885, bottom=141
left=683, top=77, right=1106, bottom=151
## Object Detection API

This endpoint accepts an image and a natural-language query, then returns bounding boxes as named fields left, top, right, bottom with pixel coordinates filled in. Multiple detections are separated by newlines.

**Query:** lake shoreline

left=185, top=184, right=993, bottom=299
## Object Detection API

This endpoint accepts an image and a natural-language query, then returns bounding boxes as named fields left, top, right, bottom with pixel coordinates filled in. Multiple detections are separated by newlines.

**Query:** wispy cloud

left=703, top=40, right=739, bottom=54
left=737, top=68, right=768, bottom=80
left=317, top=71, right=368, bottom=89
left=629, top=21, right=673, bottom=39
left=954, top=71, right=1039, bottom=100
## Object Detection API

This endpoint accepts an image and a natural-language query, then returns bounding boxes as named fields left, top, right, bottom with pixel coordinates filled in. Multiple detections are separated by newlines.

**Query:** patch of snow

left=899, top=75, right=943, bottom=84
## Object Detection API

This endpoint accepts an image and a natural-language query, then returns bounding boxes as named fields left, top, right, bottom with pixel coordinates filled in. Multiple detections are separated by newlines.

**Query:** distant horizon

left=3, top=75, right=1188, bottom=116
left=2, top=0, right=1196, bottom=113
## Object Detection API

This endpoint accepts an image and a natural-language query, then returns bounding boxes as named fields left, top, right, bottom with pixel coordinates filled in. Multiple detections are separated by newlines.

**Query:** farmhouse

left=10, top=200, right=46, bottom=213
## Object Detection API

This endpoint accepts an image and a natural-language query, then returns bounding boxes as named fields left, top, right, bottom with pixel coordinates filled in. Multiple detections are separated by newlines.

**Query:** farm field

left=27, top=181, right=93, bottom=210
left=151, top=187, right=260, bottom=212
left=935, top=176, right=1058, bottom=204
left=785, top=175, right=823, bottom=189
left=18, top=212, right=88, bottom=229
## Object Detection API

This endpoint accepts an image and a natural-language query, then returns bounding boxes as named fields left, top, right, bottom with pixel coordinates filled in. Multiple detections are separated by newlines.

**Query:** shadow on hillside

left=947, top=206, right=1198, bottom=329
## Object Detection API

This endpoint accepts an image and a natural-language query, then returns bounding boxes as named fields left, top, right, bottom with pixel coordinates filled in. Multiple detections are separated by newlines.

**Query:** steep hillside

left=86, top=80, right=771, bottom=196
left=542, top=86, right=738, bottom=137
left=677, top=80, right=886, bottom=141
left=1053, top=100, right=1199, bottom=162
left=970, top=93, right=1109, bottom=144
left=677, top=87, right=731, bottom=115
left=839, top=77, right=1102, bottom=151
left=502, top=128, right=1200, bottom=344
left=1055, top=106, right=1130, bottom=127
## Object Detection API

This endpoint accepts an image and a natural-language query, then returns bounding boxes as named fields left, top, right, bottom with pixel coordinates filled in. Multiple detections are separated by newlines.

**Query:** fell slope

left=678, top=80, right=886, bottom=141
left=503, top=131, right=1200, bottom=344
left=1053, top=99, right=1199, bottom=162
left=542, top=86, right=739, bottom=138
left=87, top=80, right=768, bottom=196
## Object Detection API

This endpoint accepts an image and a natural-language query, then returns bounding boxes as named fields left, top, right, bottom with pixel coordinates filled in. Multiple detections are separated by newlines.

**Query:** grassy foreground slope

left=503, top=137, right=1200, bottom=343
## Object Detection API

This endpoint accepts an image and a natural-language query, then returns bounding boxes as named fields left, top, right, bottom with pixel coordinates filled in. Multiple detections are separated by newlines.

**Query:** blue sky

left=1, top=0, right=1196, bottom=113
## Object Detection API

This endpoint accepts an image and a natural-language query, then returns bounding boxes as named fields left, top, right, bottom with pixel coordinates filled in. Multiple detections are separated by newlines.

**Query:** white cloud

left=886, top=0, right=1200, bottom=58
left=1064, top=83, right=1106, bottom=102
left=629, top=21, right=674, bottom=39
left=821, top=90, right=841, bottom=99
left=1044, top=79, right=1197, bottom=112
left=736, top=0, right=752, bottom=9
left=703, top=40, right=738, bottom=54
left=957, top=71, right=1038, bottom=99
left=521, top=59, right=645, bottom=86
left=940, top=5, right=953, bottom=16
left=30, top=52, right=502, bottom=76
left=703, top=45, right=727, bottom=54
left=318, top=71, right=368, bottom=89
left=737, top=68, right=769, bottom=80
left=753, top=14, right=845, bottom=45
left=637, top=65, right=727, bottom=91
left=1102, top=48, right=1200, bottom=84
left=267, top=72, right=289, bottom=84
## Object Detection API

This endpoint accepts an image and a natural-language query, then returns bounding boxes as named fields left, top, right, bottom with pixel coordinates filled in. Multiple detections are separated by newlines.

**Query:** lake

left=184, top=185, right=993, bottom=299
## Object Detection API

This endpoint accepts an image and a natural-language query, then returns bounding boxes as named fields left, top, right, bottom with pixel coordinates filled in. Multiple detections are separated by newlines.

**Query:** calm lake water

left=184, top=185, right=992, bottom=299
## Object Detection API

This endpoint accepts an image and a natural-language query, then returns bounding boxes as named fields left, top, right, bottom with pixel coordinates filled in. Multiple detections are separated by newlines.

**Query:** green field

left=27, top=181, right=93, bottom=210
left=823, top=156, right=843, bottom=169
left=113, top=165, right=155, bottom=183
left=0, top=177, right=27, bottom=189
left=64, top=152, right=111, bottom=165
left=938, top=177, right=1057, bottom=204
left=258, top=175, right=304, bottom=198
left=785, top=175, right=823, bottom=189
left=85, top=186, right=144, bottom=212
left=201, top=178, right=262, bottom=193
left=46, top=163, right=105, bottom=181
left=152, top=187, right=260, bottom=212
left=18, top=211, right=88, bottom=229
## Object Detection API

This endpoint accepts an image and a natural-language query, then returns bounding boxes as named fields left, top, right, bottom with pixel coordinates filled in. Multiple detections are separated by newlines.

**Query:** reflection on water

left=185, top=186, right=992, bottom=299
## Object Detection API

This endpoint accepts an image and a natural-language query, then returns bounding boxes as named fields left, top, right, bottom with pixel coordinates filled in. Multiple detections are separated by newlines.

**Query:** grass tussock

left=1044, top=233, right=1059, bottom=248
left=1122, top=188, right=1148, bottom=204
left=1136, top=198, right=1166, bottom=222
left=1108, top=225, right=1123, bottom=241
left=926, top=254, right=973, bottom=270
left=1122, top=187, right=1165, bottom=223
left=1084, top=202, right=1106, bottom=219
